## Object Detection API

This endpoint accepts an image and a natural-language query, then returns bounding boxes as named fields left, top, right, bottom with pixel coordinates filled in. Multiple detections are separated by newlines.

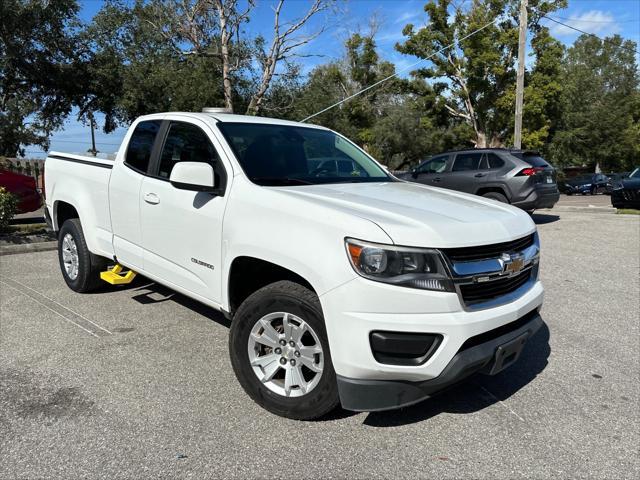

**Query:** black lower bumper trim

left=337, top=311, right=543, bottom=412
left=513, top=191, right=560, bottom=210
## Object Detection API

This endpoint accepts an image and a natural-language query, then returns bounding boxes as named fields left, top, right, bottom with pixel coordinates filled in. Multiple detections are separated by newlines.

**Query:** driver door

left=411, top=155, right=450, bottom=186
left=140, top=119, right=230, bottom=304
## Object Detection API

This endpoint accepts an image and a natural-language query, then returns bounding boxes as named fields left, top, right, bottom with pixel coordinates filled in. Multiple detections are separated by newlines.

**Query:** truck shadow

left=531, top=213, right=560, bottom=224
left=122, top=279, right=550, bottom=427
left=128, top=281, right=231, bottom=329
left=361, top=322, right=551, bottom=428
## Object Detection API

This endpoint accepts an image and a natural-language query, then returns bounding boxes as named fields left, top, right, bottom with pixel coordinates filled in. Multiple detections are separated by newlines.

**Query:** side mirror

left=411, top=168, right=418, bottom=179
left=170, top=162, right=218, bottom=193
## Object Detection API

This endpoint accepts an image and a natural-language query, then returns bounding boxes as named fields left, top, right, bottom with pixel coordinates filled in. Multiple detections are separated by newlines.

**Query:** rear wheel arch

left=476, top=185, right=511, bottom=202
left=227, top=256, right=316, bottom=316
left=54, top=200, right=80, bottom=231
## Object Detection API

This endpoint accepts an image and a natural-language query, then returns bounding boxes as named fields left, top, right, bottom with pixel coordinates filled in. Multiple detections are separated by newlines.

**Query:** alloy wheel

left=247, top=311, right=324, bottom=398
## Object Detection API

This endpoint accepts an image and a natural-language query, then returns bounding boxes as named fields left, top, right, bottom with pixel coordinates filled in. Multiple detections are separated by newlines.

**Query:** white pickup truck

left=45, top=110, right=544, bottom=419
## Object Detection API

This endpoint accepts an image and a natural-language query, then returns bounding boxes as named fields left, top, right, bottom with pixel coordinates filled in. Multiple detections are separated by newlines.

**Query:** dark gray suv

left=400, top=149, right=560, bottom=211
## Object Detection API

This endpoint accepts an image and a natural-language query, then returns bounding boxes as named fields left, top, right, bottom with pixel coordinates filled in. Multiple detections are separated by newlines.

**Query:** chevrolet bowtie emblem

left=500, top=252, right=525, bottom=275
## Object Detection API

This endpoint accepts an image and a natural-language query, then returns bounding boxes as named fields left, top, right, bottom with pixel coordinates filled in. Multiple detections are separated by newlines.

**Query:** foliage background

left=1, top=0, right=638, bottom=172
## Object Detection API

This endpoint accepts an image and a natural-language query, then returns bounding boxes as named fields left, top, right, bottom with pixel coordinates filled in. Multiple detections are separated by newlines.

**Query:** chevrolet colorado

left=45, top=111, right=544, bottom=420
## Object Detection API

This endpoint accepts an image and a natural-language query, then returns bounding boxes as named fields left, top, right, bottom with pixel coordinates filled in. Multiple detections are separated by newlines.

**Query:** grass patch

left=0, top=223, right=50, bottom=236
left=616, top=209, right=640, bottom=215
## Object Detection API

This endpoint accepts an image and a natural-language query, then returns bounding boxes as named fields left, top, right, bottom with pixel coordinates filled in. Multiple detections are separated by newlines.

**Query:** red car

left=0, top=169, right=42, bottom=213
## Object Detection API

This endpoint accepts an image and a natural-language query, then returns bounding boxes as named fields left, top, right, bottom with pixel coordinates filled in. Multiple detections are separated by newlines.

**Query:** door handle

left=474, top=173, right=486, bottom=178
left=432, top=177, right=442, bottom=183
left=144, top=192, right=160, bottom=205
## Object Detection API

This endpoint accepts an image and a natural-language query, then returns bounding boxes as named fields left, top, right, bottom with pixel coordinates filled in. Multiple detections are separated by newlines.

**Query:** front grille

left=459, top=269, right=532, bottom=305
left=443, top=234, right=535, bottom=262
left=623, top=189, right=639, bottom=201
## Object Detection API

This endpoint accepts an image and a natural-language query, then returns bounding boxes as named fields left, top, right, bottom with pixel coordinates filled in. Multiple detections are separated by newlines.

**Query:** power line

left=300, top=16, right=503, bottom=123
left=542, top=15, right=640, bottom=56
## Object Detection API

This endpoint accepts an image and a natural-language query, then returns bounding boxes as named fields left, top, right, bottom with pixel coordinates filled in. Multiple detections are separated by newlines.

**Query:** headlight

left=345, top=238, right=454, bottom=291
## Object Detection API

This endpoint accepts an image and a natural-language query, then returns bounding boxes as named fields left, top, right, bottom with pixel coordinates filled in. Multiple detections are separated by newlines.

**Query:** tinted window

left=158, top=122, right=220, bottom=179
left=514, top=153, right=549, bottom=167
left=217, top=123, right=390, bottom=186
left=417, top=155, right=448, bottom=174
left=452, top=152, right=482, bottom=172
left=486, top=153, right=505, bottom=169
left=125, top=120, right=161, bottom=173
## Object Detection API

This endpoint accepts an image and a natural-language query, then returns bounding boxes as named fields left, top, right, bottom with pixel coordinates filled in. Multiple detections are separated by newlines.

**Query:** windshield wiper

left=251, top=176, right=314, bottom=186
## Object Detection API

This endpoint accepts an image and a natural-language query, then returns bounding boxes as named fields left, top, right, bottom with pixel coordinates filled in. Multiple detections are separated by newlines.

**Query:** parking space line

left=0, top=278, right=112, bottom=338
left=478, top=385, right=525, bottom=422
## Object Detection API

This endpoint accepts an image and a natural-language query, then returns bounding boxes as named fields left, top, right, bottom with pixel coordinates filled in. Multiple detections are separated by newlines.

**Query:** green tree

left=549, top=34, right=640, bottom=171
left=396, top=0, right=566, bottom=148
left=85, top=0, right=228, bottom=125
left=519, top=26, right=564, bottom=150
left=295, top=31, right=469, bottom=169
left=294, top=32, right=397, bottom=146
left=0, top=0, right=85, bottom=156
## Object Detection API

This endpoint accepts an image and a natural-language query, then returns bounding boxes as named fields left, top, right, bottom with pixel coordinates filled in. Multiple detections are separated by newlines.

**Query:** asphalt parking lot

left=1, top=210, right=638, bottom=479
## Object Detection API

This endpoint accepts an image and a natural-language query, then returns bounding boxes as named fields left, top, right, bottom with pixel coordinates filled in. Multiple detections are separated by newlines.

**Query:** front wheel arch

left=227, top=256, right=316, bottom=316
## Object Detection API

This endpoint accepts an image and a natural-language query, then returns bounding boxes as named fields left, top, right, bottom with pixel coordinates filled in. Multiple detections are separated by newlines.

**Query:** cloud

left=394, top=9, right=423, bottom=25
left=548, top=10, right=621, bottom=38
left=377, top=30, right=407, bottom=44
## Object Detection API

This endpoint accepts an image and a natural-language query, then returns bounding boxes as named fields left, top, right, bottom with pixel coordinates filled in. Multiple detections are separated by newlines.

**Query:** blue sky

left=23, top=0, right=640, bottom=158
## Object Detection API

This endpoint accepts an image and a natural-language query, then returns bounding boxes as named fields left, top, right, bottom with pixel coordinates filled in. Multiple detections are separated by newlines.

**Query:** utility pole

left=88, top=112, right=98, bottom=156
left=513, top=0, right=528, bottom=149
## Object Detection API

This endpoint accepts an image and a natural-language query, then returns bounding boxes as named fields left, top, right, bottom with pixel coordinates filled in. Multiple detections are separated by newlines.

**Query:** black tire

left=57, top=219, right=107, bottom=293
left=482, top=191, right=509, bottom=203
left=229, top=280, right=339, bottom=420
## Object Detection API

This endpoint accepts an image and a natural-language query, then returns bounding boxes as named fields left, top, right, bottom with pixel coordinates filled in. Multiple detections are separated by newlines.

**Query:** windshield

left=630, top=168, right=640, bottom=179
left=217, top=122, right=392, bottom=186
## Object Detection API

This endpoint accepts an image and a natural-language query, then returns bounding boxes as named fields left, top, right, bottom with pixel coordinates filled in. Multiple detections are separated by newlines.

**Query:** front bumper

left=320, top=275, right=544, bottom=383
left=611, top=188, right=640, bottom=209
left=337, top=309, right=543, bottom=411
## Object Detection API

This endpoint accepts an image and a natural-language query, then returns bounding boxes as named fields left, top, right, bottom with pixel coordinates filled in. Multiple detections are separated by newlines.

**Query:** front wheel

left=57, top=219, right=107, bottom=293
left=229, top=280, right=339, bottom=420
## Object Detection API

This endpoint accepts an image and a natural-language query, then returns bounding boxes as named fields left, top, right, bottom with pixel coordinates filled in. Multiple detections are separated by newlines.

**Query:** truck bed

left=45, top=151, right=116, bottom=259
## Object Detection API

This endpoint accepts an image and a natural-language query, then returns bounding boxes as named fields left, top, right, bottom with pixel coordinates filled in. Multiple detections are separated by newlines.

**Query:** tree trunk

left=246, top=58, right=276, bottom=116
left=475, top=131, right=487, bottom=148
left=219, top=27, right=233, bottom=112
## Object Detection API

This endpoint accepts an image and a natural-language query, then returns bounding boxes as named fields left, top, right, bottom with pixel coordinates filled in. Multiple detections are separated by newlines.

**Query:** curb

left=543, top=206, right=617, bottom=215
left=0, top=241, right=57, bottom=256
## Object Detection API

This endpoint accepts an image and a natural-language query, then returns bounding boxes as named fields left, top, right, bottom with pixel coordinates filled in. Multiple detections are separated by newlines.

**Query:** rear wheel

left=482, top=191, right=508, bottom=203
left=57, top=219, right=107, bottom=293
left=229, top=280, right=339, bottom=420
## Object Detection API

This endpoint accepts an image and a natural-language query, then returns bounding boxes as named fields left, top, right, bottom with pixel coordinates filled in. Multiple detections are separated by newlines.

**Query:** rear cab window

left=125, top=120, right=162, bottom=173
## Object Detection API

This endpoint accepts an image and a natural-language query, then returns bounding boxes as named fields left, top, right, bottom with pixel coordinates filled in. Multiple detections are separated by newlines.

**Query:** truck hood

left=278, top=181, right=535, bottom=248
